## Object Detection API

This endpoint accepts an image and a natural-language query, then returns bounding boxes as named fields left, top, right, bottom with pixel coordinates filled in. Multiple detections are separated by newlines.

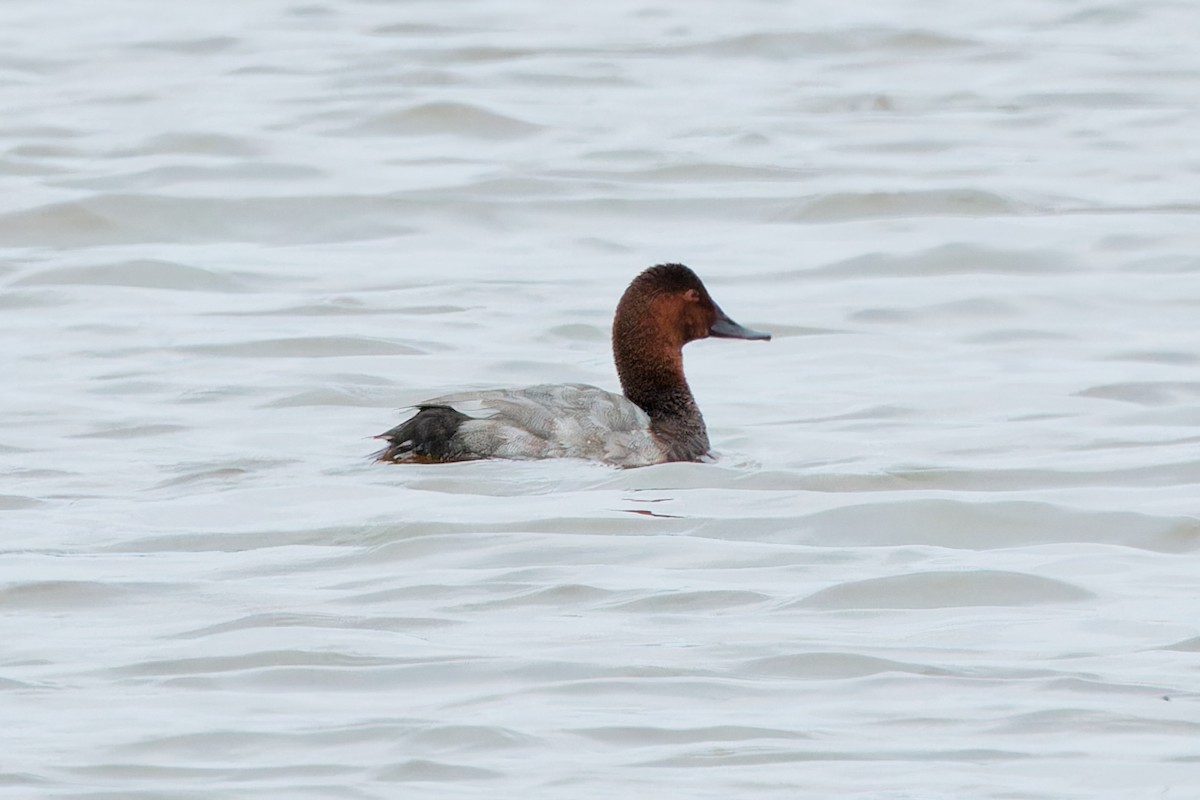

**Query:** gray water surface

left=3, top=1, right=1199, bottom=798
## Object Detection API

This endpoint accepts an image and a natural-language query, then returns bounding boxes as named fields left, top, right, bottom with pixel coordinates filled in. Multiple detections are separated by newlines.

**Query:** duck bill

left=709, top=307, right=771, bottom=341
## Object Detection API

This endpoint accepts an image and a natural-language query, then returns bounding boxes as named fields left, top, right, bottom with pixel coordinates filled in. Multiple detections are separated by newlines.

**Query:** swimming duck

left=374, top=263, right=769, bottom=467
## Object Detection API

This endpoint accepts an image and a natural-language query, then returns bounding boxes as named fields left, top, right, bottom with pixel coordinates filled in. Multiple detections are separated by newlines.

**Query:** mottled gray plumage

left=377, top=384, right=665, bottom=467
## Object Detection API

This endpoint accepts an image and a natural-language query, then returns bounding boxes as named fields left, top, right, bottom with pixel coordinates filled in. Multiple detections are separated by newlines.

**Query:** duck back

left=375, top=384, right=667, bottom=467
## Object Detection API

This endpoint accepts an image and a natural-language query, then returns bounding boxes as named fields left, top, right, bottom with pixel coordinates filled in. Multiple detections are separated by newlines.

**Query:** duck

left=374, top=263, right=770, bottom=467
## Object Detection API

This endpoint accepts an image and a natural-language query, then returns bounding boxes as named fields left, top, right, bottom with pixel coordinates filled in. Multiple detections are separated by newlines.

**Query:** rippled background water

left=4, top=1, right=1200, bottom=797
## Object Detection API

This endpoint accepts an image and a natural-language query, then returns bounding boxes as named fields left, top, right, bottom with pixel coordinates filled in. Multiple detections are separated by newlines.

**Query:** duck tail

left=373, top=405, right=471, bottom=463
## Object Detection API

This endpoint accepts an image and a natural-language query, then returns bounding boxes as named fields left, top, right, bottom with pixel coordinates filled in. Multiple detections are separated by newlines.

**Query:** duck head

left=614, top=263, right=771, bottom=350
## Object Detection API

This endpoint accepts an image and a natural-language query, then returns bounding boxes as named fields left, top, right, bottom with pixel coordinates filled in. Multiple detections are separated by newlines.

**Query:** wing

left=417, top=384, right=665, bottom=466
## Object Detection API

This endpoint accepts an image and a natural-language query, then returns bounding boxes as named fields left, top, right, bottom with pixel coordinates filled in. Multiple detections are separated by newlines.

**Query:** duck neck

left=614, top=330, right=710, bottom=460
left=617, top=347, right=694, bottom=419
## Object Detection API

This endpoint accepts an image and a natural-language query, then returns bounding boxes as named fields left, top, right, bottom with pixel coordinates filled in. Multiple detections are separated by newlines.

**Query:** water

left=3, top=0, right=1199, bottom=797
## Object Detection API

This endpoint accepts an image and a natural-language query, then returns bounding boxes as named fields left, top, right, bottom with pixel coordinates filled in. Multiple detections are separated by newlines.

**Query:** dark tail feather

left=373, top=405, right=472, bottom=463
